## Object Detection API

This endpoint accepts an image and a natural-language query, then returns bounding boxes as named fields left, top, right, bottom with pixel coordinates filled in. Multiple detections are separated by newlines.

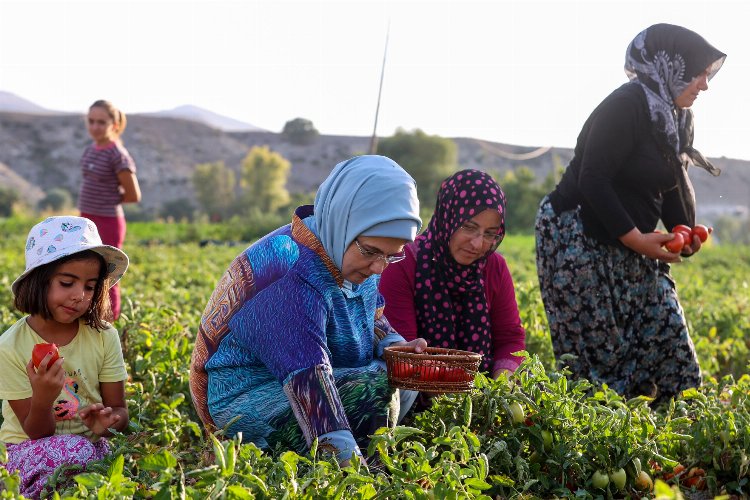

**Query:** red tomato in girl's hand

left=664, top=232, right=684, bottom=253
left=691, top=224, right=709, bottom=243
left=32, top=343, right=60, bottom=369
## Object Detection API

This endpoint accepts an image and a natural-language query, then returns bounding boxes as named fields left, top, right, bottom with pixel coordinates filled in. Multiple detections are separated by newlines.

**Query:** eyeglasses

left=354, top=239, right=407, bottom=264
left=457, top=223, right=504, bottom=245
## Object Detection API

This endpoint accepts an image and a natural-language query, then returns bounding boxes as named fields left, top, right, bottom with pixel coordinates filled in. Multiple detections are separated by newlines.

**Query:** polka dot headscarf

left=413, top=169, right=506, bottom=370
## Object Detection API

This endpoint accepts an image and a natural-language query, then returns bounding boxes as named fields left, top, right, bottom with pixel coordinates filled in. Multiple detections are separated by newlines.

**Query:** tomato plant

left=32, top=343, right=59, bottom=369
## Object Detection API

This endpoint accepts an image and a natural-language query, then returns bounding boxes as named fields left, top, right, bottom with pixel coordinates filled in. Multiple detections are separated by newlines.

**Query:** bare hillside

left=0, top=111, right=747, bottom=222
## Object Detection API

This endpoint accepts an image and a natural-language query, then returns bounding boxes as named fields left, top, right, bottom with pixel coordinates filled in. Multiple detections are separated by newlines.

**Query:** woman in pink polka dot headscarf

left=379, top=169, right=526, bottom=376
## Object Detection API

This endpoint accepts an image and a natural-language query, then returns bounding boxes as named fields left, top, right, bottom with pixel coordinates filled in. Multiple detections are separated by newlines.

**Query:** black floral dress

left=535, top=197, right=701, bottom=403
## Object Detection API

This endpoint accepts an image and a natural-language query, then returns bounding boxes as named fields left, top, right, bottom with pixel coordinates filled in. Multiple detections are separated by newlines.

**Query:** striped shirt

left=78, top=142, right=136, bottom=217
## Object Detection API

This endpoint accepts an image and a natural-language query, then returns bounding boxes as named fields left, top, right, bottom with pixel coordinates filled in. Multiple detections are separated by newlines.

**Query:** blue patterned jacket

left=190, top=205, right=404, bottom=451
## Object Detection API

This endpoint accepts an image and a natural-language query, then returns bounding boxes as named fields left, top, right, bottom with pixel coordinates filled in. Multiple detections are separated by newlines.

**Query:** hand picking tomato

left=663, top=232, right=684, bottom=253
left=691, top=224, right=709, bottom=243
left=32, top=343, right=60, bottom=369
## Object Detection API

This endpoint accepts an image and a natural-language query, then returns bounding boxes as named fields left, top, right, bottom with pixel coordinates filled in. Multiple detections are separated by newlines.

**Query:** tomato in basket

left=441, top=367, right=473, bottom=382
left=391, top=363, right=417, bottom=378
left=413, top=364, right=471, bottom=382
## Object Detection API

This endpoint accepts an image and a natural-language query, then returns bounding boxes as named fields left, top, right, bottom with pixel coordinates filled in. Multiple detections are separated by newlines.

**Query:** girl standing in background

left=78, top=100, right=141, bottom=320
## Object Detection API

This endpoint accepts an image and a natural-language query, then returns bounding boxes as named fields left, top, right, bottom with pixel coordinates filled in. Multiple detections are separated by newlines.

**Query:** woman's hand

left=27, top=356, right=65, bottom=408
left=78, top=403, right=123, bottom=437
left=619, top=228, right=682, bottom=263
left=391, top=338, right=428, bottom=353
left=679, top=226, right=713, bottom=256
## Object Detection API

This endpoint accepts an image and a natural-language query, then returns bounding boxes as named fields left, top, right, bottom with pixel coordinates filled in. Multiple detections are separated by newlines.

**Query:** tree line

left=2, top=119, right=748, bottom=243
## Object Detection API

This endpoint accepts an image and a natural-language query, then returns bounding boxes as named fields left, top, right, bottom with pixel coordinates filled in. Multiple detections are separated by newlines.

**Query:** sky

left=1, top=0, right=749, bottom=160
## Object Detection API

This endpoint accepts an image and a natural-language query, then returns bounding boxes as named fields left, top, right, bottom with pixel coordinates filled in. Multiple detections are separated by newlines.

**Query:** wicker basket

left=383, top=346, right=483, bottom=393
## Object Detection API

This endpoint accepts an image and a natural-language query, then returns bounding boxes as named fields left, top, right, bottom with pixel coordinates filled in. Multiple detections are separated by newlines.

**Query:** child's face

left=87, top=106, right=117, bottom=145
left=46, top=257, right=102, bottom=324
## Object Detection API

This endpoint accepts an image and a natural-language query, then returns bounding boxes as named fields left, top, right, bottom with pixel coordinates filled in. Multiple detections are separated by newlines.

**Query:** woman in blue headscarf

left=190, top=156, right=425, bottom=463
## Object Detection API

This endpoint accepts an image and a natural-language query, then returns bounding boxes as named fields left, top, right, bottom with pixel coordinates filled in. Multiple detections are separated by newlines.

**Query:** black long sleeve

left=548, top=82, right=692, bottom=245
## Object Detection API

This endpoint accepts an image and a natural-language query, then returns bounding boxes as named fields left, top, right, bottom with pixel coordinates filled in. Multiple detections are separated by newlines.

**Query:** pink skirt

left=80, top=212, right=126, bottom=320
left=2, top=435, right=110, bottom=499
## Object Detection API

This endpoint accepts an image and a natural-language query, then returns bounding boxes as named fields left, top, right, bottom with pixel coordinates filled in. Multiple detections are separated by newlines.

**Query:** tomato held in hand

left=663, top=232, right=684, bottom=253
left=691, top=224, right=709, bottom=243
left=672, top=225, right=693, bottom=248
left=32, top=343, right=60, bottom=369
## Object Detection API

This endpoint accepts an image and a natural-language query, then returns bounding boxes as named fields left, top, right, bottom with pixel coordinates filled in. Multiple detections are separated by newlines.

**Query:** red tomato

left=672, top=224, right=693, bottom=248
left=390, top=362, right=416, bottom=378
left=413, top=364, right=470, bottom=382
left=32, top=343, right=60, bottom=369
left=441, top=367, right=472, bottom=382
left=413, top=364, right=440, bottom=381
left=691, top=224, right=709, bottom=243
left=664, top=232, right=684, bottom=253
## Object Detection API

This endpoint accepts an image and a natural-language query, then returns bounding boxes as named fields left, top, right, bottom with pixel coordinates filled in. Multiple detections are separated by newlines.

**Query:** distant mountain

left=142, top=105, right=267, bottom=132
left=0, top=91, right=55, bottom=114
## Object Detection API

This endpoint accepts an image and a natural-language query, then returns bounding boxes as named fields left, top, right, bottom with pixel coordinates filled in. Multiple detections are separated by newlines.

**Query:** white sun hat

left=11, top=215, right=129, bottom=296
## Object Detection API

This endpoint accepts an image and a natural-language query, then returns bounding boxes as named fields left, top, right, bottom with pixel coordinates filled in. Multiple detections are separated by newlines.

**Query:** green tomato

left=591, top=470, right=609, bottom=489
left=508, top=402, right=525, bottom=424
left=609, top=468, right=627, bottom=490
left=541, top=430, right=553, bottom=451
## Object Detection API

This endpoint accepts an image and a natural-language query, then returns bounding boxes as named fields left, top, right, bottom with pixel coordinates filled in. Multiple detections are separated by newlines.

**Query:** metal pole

left=369, top=21, right=390, bottom=155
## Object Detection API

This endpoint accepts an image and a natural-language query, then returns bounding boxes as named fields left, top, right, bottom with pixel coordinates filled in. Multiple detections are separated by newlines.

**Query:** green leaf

left=140, top=450, right=178, bottom=471
left=225, top=484, right=254, bottom=499
left=74, top=472, right=105, bottom=488
left=464, top=478, right=491, bottom=490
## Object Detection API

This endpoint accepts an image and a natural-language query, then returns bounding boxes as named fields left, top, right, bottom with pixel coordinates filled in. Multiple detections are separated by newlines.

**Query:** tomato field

left=0, top=216, right=749, bottom=499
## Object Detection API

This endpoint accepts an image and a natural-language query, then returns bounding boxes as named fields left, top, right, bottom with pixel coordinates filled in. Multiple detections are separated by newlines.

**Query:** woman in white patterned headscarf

left=535, top=24, right=726, bottom=404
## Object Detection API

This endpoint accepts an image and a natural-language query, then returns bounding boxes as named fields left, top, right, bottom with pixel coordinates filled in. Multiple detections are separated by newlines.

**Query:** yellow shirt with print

left=0, top=317, right=128, bottom=444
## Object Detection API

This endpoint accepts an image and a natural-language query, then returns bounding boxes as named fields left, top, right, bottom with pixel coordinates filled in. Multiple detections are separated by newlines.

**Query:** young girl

left=78, top=99, right=141, bottom=320
left=0, top=216, right=130, bottom=498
